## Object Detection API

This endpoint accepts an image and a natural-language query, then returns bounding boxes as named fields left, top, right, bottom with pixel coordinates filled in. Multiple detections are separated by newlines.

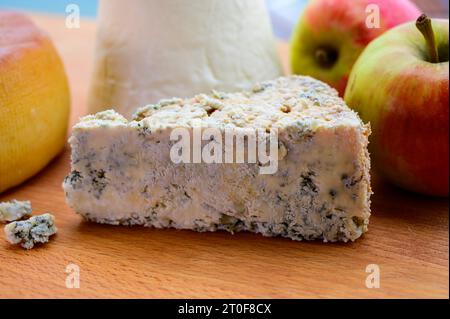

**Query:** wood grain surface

left=0, top=12, right=448, bottom=299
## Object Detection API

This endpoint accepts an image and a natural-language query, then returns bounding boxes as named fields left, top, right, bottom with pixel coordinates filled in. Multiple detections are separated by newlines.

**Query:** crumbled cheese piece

left=80, top=109, right=127, bottom=123
left=4, top=213, right=57, bottom=249
left=0, top=200, right=32, bottom=223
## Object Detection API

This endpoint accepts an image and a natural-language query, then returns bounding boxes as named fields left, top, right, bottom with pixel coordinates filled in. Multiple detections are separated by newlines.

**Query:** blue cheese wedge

left=64, top=76, right=372, bottom=242
left=0, top=200, right=32, bottom=223
left=4, top=213, right=57, bottom=249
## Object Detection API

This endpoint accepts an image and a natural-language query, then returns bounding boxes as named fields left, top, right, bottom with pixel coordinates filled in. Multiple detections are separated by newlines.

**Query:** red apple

left=291, top=0, right=421, bottom=96
left=345, top=15, right=449, bottom=196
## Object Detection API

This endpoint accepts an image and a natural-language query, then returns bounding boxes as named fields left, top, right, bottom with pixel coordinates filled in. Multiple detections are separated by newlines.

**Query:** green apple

left=345, top=15, right=449, bottom=196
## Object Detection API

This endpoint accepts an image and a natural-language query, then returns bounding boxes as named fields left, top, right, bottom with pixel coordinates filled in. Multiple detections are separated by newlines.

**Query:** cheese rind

left=0, top=11, right=70, bottom=194
left=65, top=76, right=371, bottom=242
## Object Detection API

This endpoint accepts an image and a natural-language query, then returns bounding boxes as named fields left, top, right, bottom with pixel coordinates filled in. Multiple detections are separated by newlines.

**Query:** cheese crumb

left=4, top=213, right=57, bottom=249
left=0, top=200, right=32, bottom=223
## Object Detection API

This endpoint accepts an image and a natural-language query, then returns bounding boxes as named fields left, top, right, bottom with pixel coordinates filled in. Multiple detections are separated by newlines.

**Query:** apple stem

left=416, top=14, right=440, bottom=63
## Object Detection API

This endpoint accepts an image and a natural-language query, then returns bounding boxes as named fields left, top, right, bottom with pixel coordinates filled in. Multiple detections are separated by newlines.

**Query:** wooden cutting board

left=0, top=14, right=448, bottom=299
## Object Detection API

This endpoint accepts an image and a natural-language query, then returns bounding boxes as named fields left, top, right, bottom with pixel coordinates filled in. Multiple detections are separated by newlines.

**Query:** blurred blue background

left=0, top=0, right=307, bottom=39
left=0, top=0, right=98, bottom=16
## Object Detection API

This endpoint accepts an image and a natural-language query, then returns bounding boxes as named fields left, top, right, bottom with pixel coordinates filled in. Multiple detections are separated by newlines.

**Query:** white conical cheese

left=88, top=0, right=283, bottom=118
